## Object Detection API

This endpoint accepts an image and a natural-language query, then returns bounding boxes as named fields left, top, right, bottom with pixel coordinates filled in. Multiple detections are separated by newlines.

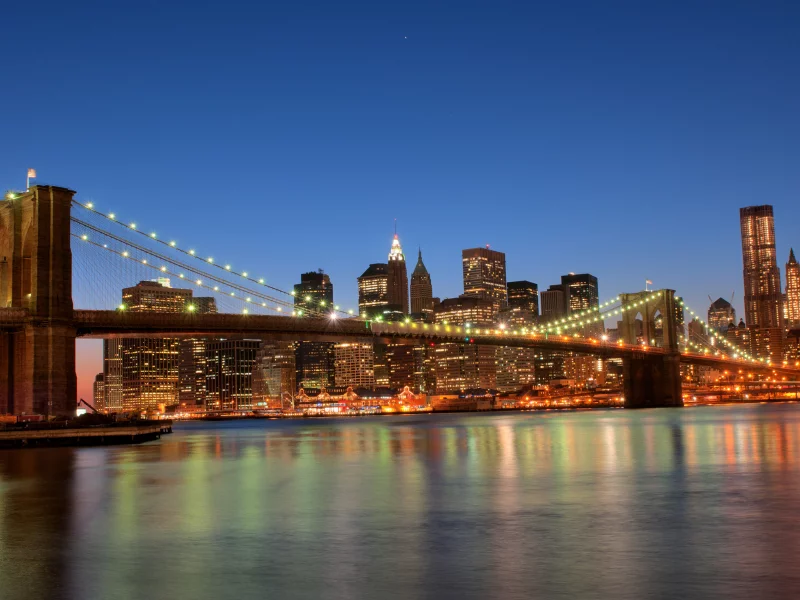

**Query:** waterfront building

left=358, top=263, right=389, bottom=318
left=294, top=271, right=336, bottom=390
left=462, top=246, right=507, bottom=317
left=410, top=249, right=434, bottom=321
left=496, top=347, right=536, bottom=392
left=740, top=205, right=785, bottom=361
left=178, top=297, right=217, bottom=409
left=387, top=233, right=409, bottom=314
left=708, top=298, right=735, bottom=334
left=92, top=373, right=105, bottom=411
left=252, top=341, right=296, bottom=409
left=334, top=342, right=376, bottom=388
left=120, top=280, right=191, bottom=411
left=787, top=249, right=800, bottom=328
left=205, top=339, right=261, bottom=411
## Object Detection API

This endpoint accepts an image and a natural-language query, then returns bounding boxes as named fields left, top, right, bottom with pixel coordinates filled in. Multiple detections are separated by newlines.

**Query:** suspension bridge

left=0, top=185, right=797, bottom=416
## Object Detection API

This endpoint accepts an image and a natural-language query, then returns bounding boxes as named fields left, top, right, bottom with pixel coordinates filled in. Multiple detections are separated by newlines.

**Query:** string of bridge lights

left=678, top=300, right=764, bottom=363
left=71, top=200, right=362, bottom=317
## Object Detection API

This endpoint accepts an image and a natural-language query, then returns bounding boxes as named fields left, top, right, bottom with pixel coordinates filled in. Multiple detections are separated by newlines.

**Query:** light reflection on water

left=2, top=405, right=800, bottom=599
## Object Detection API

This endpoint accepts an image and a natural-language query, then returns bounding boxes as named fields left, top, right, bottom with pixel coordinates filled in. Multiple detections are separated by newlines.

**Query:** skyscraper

left=786, top=249, right=800, bottom=328
left=252, top=341, right=296, bottom=409
left=387, top=233, right=409, bottom=314
left=507, top=281, right=539, bottom=317
left=462, top=246, right=507, bottom=317
left=358, top=263, right=389, bottom=318
left=334, top=342, right=376, bottom=388
left=540, top=285, right=566, bottom=320
left=295, top=271, right=335, bottom=390
left=740, top=205, right=785, bottom=361
left=178, top=296, right=217, bottom=409
left=410, top=249, right=434, bottom=321
left=92, top=373, right=105, bottom=411
left=120, top=280, right=192, bottom=411
left=205, top=339, right=261, bottom=411
left=708, top=298, right=736, bottom=333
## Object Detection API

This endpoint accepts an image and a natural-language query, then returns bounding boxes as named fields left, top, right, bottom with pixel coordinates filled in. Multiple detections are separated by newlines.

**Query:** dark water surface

left=2, top=405, right=800, bottom=599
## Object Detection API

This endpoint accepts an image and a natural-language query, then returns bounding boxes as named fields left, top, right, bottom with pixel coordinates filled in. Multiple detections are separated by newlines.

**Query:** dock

left=0, top=422, right=173, bottom=449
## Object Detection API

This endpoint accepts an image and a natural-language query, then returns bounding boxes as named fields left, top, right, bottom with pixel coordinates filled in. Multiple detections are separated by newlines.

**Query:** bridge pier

left=0, top=186, right=76, bottom=416
left=623, top=352, right=683, bottom=408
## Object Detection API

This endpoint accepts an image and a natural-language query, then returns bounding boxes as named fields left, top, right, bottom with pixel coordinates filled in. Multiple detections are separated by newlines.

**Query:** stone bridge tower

left=619, top=289, right=683, bottom=408
left=0, top=186, right=76, bottom=416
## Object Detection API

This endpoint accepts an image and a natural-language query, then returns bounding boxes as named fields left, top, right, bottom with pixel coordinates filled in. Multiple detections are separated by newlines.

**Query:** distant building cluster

left=94, top=205, right=800, bottom=413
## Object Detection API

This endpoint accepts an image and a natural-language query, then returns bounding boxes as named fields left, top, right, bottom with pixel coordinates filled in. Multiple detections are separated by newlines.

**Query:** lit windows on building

left=334, top=342, right=376, bottom=388
left=462, top=247, right=507, bottom=317
left=358, top=263, right=389, bottom=318
left=205, top=339, right=261, bottom=411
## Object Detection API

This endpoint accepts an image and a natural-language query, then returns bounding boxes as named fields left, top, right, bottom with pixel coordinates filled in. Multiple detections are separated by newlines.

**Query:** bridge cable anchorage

left=71, top=231, right=306, bottom=316
left=71, top=200, right=360, bottom=318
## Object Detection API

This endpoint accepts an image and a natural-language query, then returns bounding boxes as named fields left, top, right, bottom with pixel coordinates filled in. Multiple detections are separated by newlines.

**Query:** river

left=2, top=404, right=800, bottom=599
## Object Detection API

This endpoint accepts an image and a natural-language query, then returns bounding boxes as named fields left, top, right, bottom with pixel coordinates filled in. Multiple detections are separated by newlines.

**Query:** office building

left=358, top=263, right=389, bottom=318
left=252, top=341, right=296, bottom=409
left=178, top=297, right=217, bottom=409
left=410, top=249, right=434, bottom=321
left=205, top=339, right=261, bottom=411
left=507, top=281, right=538, bottom=318
left=120, top=280, right=192, bottom=411
left=462, top=246, right=507, bottom=317
left=334, top=342, right=376, bottom=388
left=540, top=285, right=566, bottom=320
left=740, top=205, right=785, bottom=361
left=294, top=272, right=336, bottom=390
left=92, top=373, right=105, bottom=411
left=708, top=298, right=736, bottom=334
left=102, top=338, right=123, bottom=411
left=787, top=249, right=800, bottom=328
left=387, top=233, right=409, bottom=314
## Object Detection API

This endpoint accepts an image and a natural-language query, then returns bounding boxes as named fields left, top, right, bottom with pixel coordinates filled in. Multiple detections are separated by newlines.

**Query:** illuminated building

left=785, top=329, right=800, bottom=363
left=178, top=297, right=217, bottom=409
left=496, top=347, right=536, bottom=392
left=433, top=296, right=496, bottom=391
left=358, top=263, right=389, bottom=318
left=410, top=249, right=434, bottom=321
left=294, top=271, right=335, bottom=390
left=334, top=342, right=376, bottom=388
left=540, top=285, right=566, bottom=320
left=561, top=273, right=600, bottom=334
left=506, top=281, right=539, bottom=322
left=462, top=246, right=507, bottom=317
left=708, top=298, right=735, bottom=334
left=740, top=205, right=784, bottom=361
left=387, top=233, right=409, bottom=314
left=120, top=280, right=192, bottom=411
left=252, top=341, right=296, bottom=408
left=205, top=339, right=261, bottom=411
left=726, top=319, right=751, bottom=354
left=92, top=373, right=105, bottom=411
left=102, top=338, right=123, bottom=411
left=786, top=249, right=800, bottom=328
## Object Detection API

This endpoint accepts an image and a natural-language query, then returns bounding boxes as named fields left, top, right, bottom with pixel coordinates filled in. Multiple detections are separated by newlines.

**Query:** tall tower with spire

left=786, top=248, right=800, bottom=328
left=410, top=249, right=434, bottom=321
left=387, top=230, right=409, bottom=314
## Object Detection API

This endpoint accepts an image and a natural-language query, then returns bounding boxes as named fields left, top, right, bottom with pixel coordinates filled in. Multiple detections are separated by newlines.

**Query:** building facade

left=358, top=263, right=389, bottom=318
left=387, top=234, right=409, bottom=314
left=740, top=205, right=785, bottom=361
left=708, top=297, right=736, bottom=333
left=252, top=341, right=296, bottom=408
left=205, top=339, right=261, bottom=411
left=540, top=285, right=566, bottom=321
left=410, top=249, right=434, bottom=321
left=92, top=373, right=105, bottom=411
left=294, top=272, right=335, bottom=390
left=786, top=249, right=800, bottom=328
left=334, top=342, right=376, bottom=388
left=462, top=246, right=507, bottom=317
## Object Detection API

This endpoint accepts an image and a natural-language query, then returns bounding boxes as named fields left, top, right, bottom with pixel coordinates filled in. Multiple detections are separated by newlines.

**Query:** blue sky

left=1, top=1, right=799, bottom=396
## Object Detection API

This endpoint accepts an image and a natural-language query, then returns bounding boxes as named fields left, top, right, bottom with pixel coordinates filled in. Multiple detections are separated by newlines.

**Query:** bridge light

left=243, top=272, right=248, bottom=277
left=178, top=273, right=185, bottom=278
left=196, top=279, right=202, bottom=285
left=86, top=202, right=94, bottom=209
left=348, top=309, right=354, bottom=315
left=213, top=286, right=219, bottom=291
left=150, top=232, right=157, bottom=239
left=103, top=244, right=108, bottom=248
left=276, top=307, right=282, bottom=312
left=334, top=305, right=340, bottom=310
left=290, top=291, right=296, bottom=296
left=187, top=304, right=196, bottom=312
left=262, top=302, right=266, bottom=307
left=320, top=300, right=326, bottom=306
left=243, top=308, right=249, bottom=314
left=170, top=241, right=177, bottom=247
left=259, top=278, right=264, bottom=284
left=329, top=312, right=337, bottom=320
left=160, top=266, right=167, bottom=272
left=297, top=309, right=303, bottom=316
left=141, top=259, right=147, bottom=264
left=81, top=234, right=88, bottom=241
left=130, top=223, right=136, bottom=229
left=122, top=251, right=129, bottom=257
left=109, top=213, right=115, bottom=219
left=230, top=291, right=235, bottom=296
left=225, top=265, right=231, bottom=270
left=246, top=297, right=251, bottom=302
left=189, top=249, right=195, bottom=255
left=118, top=304, right=126, bottom=311
left=207, top=257, right=213, bottom=263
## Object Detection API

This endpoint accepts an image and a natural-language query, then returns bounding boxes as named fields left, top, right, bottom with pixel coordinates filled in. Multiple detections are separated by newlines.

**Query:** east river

left=2, top=405, right=800, bottom=599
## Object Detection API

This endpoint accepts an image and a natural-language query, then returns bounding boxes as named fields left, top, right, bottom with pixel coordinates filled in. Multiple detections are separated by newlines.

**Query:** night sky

left=1, top=1, right=799, bottom=400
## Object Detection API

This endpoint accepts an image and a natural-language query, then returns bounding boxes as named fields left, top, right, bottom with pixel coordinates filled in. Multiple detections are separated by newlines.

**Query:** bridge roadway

left=69, top=310, right=800, bottom=378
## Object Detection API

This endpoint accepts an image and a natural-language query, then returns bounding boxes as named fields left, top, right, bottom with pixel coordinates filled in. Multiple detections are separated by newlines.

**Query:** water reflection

left=2, top=405, right=800, bottom=598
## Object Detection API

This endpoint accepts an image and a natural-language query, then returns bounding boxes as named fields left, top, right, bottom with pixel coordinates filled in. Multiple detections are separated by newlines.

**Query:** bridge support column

left=0, top=186, right=76, bottom=416
left=623, top=352, right=683, bottom=408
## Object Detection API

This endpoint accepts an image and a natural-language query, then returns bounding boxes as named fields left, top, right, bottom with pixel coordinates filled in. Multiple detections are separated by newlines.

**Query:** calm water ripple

left=2, top=404, right=800, bottom=599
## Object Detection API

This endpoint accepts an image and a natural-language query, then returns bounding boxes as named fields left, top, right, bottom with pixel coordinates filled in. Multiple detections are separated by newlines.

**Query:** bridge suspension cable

left=70, top=199, right=362, bottom=317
